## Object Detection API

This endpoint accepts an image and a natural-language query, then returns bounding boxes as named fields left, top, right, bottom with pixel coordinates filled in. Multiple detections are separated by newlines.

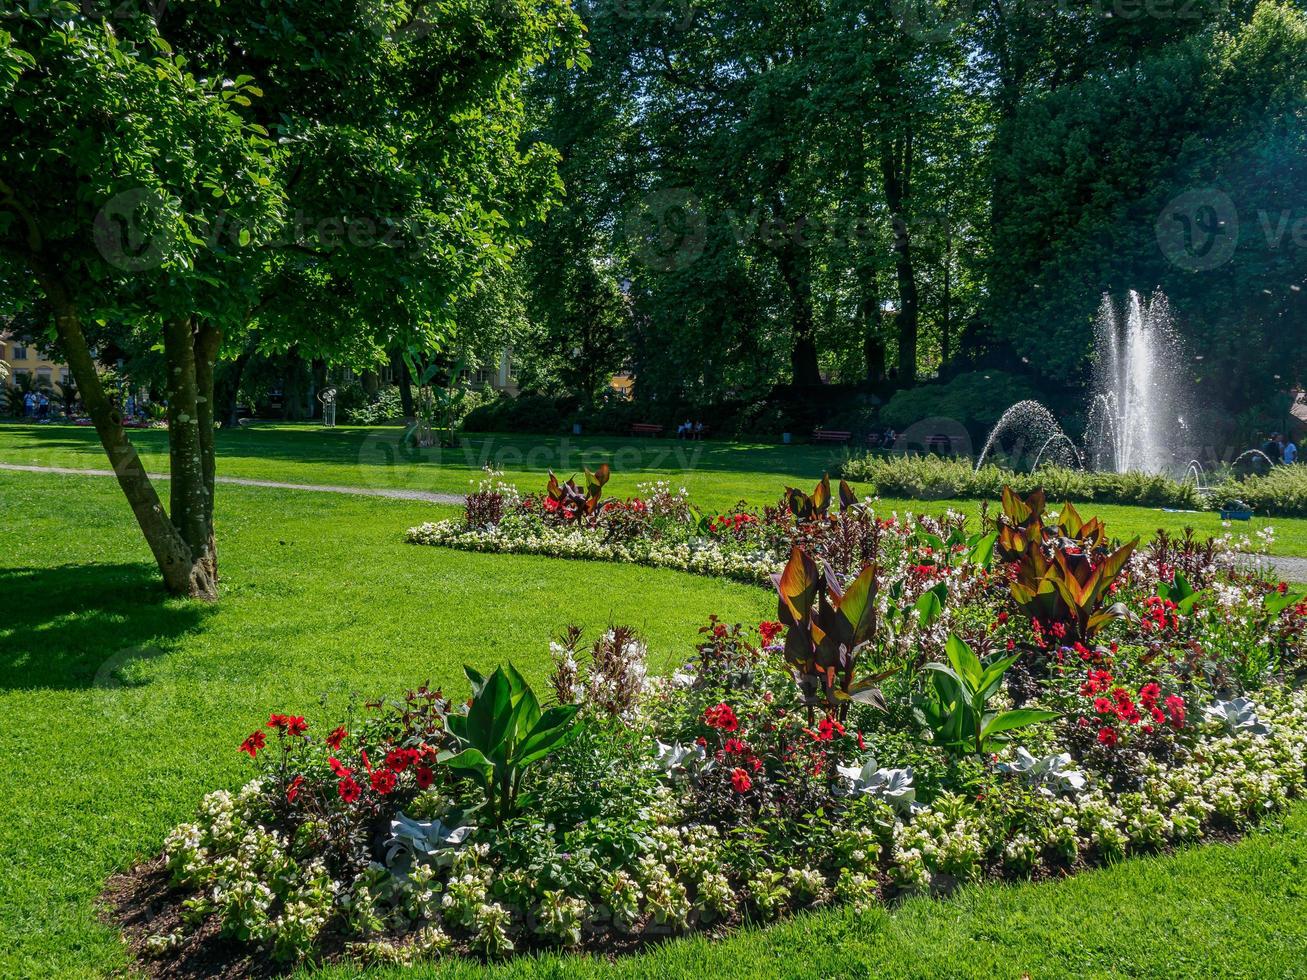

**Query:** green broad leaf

left=466, top=668, right=513, bottom=755
left=945, top=634, right=983, bottom=689
left=513, top=706, right=580, bottom=767
left=981, top=709, right=1061, bottom=741
left=967, top=531, right=998, bottom=568
left=977, top=653, right=1020, bottom=697
left=836, top=564, right=878, bottom=646
left=442, top=747, right=493, bottom=787
left=463, top=664, right=487, bottom=695
left=1265, top=590, right=1305, bottom=617
left=238, top=228, right=251, bottom=246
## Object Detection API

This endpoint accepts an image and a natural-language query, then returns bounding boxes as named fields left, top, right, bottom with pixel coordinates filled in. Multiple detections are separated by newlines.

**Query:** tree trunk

left=34, top=266, right=210, bottom=597
left=856, top=258, right=885, bottom=384
left=776, top=237, right=823, bottom=388
left=195, top=322, right=221, bottom=581
left=217, top=346, right=251, bottom=428
left=881, top=136, right=919, bottom=386
left=163, top=316, right=218, bottom=600
left=394, top=351, right=415, bottom=418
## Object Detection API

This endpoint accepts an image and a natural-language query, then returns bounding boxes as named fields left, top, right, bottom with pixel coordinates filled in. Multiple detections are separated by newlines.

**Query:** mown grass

left=2, top=421, right=1305, bottom=555
left=2, top=467, right=1307, bottom=977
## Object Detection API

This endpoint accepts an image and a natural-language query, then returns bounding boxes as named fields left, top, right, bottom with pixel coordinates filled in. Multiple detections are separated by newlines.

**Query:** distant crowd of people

left=1260, top=431, right=1299, bottom=465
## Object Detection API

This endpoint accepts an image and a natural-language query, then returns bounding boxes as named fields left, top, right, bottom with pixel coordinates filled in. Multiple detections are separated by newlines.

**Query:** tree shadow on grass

left=0, top=563, right=209, bottom=691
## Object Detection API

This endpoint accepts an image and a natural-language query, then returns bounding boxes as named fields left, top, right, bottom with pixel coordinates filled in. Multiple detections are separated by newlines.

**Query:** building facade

left=0, top=334, right=71, bottom=390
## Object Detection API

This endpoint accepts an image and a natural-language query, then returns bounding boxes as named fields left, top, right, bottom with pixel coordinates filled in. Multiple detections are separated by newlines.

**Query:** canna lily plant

left=546, top=464, right=611, bottom=521
left=914, top=636, right=1061, bottom=756
left=441, top=665, right=581, bottom=827
left=998, top=487, right=1138, bottom=642
left=783, top=474, right=859, bottom=521
left=773, top=545, right=893, bottom=719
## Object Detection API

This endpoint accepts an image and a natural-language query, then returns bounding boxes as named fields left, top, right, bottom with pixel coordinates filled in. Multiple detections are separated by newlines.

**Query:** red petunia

left=415, top=766, right=435, bottom=790
left=326, top=726, right=349, bottom=750
left=730, top=767, right=752, bottom=793
left=338, top=775, right=362, bottom=803
left=286, top=774, right=304, bottom=803
left=239, top=731, right=266, bottom=758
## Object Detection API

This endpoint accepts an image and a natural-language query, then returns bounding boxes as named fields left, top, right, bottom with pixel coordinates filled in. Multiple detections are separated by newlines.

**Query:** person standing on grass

left=1263, top=432, right=1282, bottom=465
left=1283, top=434, right=1298, bottom=465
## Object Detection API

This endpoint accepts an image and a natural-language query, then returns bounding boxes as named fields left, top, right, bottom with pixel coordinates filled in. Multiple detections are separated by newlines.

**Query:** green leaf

left=945, top=634, right=983, bottom=689
left=441, top=747, right=493, bottom=787
left=465, top=668, right=513, bottom=755
left=980, top=709, right=1061, bottom=741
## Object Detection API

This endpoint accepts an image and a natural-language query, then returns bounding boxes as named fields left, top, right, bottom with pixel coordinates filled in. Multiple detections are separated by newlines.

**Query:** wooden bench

left=812, top=428, right=852, bottom=444
left=631, top=422, right=664, bottom=437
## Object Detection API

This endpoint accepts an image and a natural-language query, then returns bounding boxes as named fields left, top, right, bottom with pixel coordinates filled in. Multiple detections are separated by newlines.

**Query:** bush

left=841, top=454, right=1203, bottom=508
left=343, top=385, right=404, bottom=424
left=1210, top=466, right=1307, bottom=518
left=880, top=371, right=1040, bottom=437
left=464, top=392, right=575, bottom=434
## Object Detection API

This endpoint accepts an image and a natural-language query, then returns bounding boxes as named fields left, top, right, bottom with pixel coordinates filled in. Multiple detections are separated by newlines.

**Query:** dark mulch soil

left=103, top=858, right=292, bottom=980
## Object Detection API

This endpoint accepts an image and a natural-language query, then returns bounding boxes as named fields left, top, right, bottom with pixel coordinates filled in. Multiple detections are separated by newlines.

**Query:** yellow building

left=0, top=333, right=71, bottom=391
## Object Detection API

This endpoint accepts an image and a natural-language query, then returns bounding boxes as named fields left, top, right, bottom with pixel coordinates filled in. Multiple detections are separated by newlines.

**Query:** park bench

left=812, top=428, right=852, bottom=444
left=631, top=422, right=664, bottom=437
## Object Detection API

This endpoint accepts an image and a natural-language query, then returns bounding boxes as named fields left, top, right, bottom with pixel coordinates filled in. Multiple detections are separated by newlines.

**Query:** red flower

left=723, top=738, right=748, bottom=755
left=731, top=767, right=753, bottom=793
left=371, top=769, right=397, bottom=795
left=758, top=621, right=784, bottom=646
left=266, top=713, right=288, bottom=731
left=286, top=716, right=308, bottom=737
left=1165, top=694, right=1186, bottom=729
left=816, top=717, right=845, bottom=741
left=1097, top=726, right=1119, bottom=747
left=326, top=726, right=349, bottom=750
left=286, top=774, right=304, bottom=803
left=239, top=731, right=266, bottom=758
left=328, top=756, right=351, bottom=778
left=1139, top=683, right=1161, bottom=710
left=704, top=703, right=739, bottom=732
left=415, top=766, right=435, bottom=790
left=386, top=748, right=417, bottom=773
left=856, top=731, right=866, bottom=751
left=338, top=775, right=362, bottom=803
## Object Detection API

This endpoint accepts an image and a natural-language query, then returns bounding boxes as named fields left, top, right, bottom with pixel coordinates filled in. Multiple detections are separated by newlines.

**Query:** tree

left=0, top=2, right=584, bottom=599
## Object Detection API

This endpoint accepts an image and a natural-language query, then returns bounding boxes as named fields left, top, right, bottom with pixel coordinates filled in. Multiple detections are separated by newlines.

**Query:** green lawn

left=2, top=421, right=1305, bottom=555
left=5, top=433, right=1307, bottom=977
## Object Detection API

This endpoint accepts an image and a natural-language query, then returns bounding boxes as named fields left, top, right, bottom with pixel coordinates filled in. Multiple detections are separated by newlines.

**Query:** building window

left=37, top=369, right=52, bottom=386
left=11, top=344, right=27, bottom=360
left=60, top=370, right=71, bottom=385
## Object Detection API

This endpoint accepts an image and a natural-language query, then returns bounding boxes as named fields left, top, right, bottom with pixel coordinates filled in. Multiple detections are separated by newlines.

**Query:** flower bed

left=122, top=484, right=1307, bottom=973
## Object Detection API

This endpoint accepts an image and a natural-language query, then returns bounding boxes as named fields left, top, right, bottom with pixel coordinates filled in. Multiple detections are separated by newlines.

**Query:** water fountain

left=975, top=290, right=1192, bottom=475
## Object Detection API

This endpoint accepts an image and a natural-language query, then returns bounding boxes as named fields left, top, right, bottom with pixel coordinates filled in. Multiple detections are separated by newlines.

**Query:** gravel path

left=0, top=462, right=463, bottom=505
left=6, top=461, right=1307, bottom=579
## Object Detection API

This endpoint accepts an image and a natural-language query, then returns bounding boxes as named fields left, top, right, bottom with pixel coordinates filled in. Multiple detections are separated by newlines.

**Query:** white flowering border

left=406, top=518, right=780, bottom=586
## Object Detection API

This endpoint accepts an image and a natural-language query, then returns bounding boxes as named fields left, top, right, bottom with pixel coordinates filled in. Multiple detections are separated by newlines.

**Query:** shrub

left=842, top=454, right=1203, bottom=508
left=1208, top=466, right=1307, bottom=518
